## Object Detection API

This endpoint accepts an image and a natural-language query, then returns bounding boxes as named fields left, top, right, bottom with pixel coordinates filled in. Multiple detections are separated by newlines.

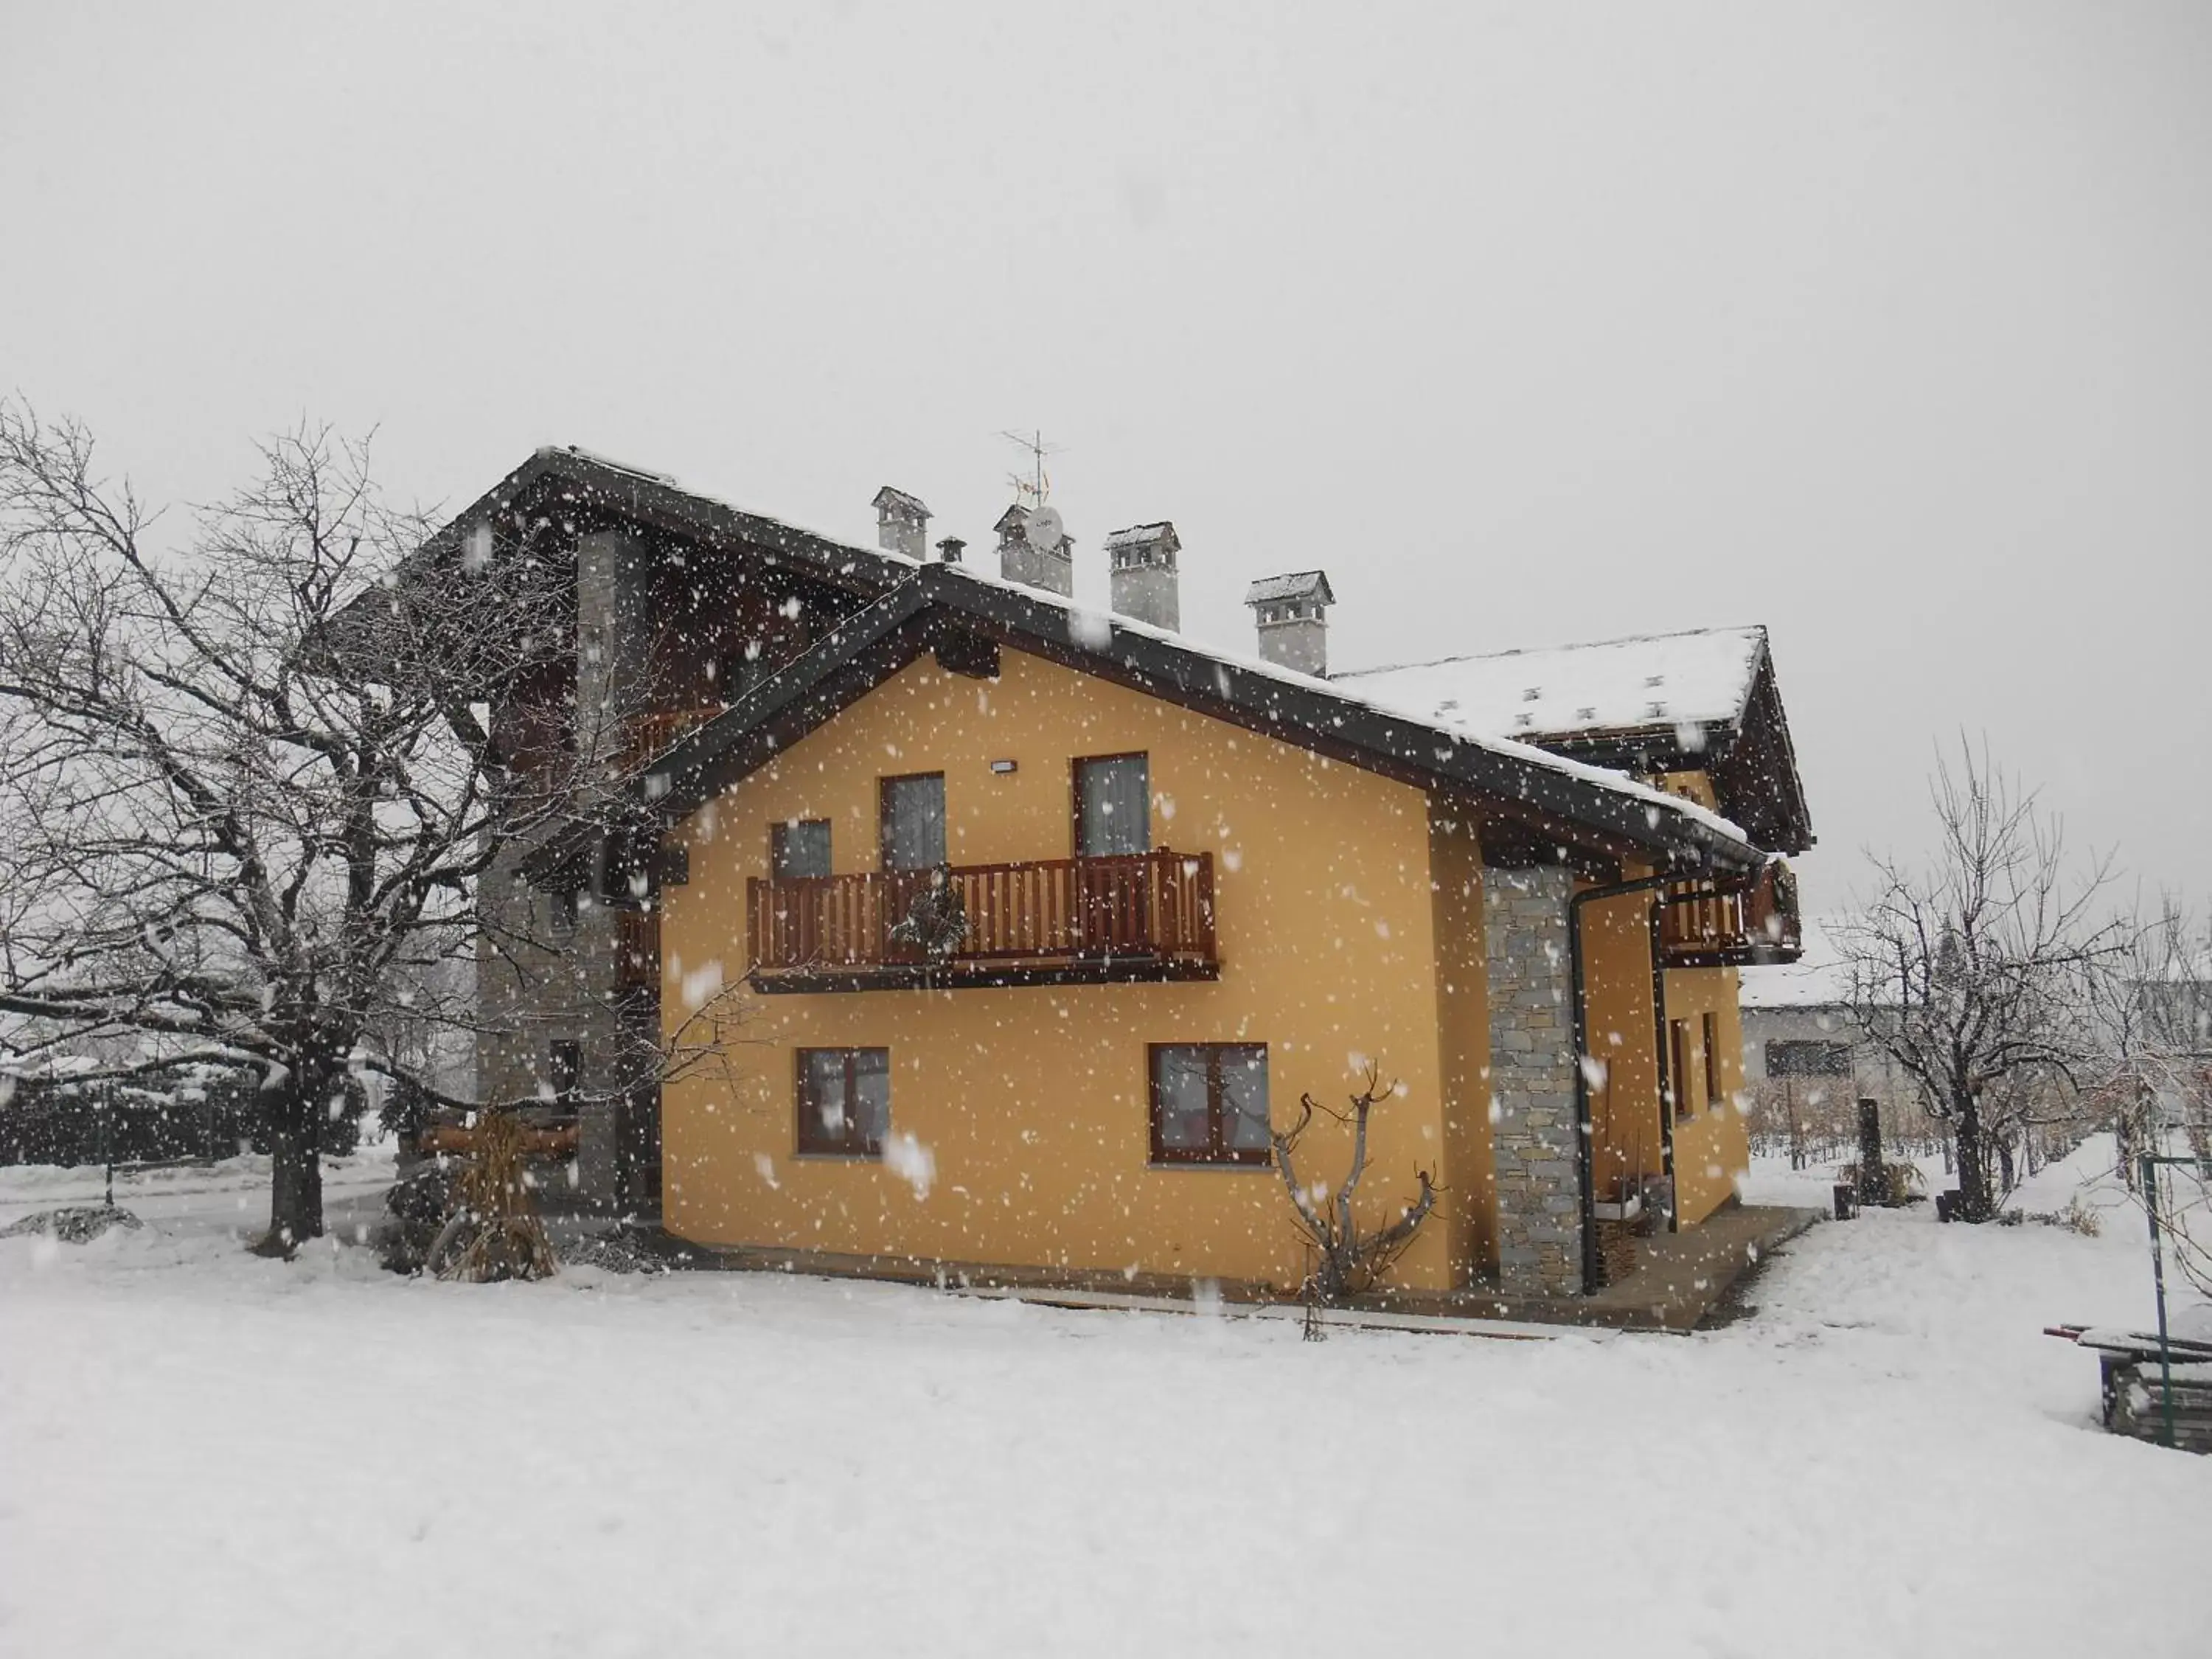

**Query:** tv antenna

left=999, top=428, right=1065, bottom=509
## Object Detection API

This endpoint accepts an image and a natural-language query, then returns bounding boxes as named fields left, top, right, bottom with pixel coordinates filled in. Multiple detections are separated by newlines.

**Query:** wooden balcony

left=1658, top=861, right=1802, bottom=968
left=622, top=706, right=724, bottom=772
left=746, top=849, right=1220, bottom=992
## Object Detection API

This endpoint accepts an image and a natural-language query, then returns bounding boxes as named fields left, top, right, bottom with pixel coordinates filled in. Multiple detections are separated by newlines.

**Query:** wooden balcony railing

left=747, top=849, right=1219, bottom=992
left=1658, top=861, right=1802, bottom=967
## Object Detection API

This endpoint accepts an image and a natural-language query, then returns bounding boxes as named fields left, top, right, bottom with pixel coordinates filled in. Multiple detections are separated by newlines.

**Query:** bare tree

left=1269, top=1060, right=1438, bottom=1308
left=0, top=403, right=597, bottom=1253
left=2084, top=902, right=2212, bottom=1295
left=1840, top=741, right=2128, bottom=1222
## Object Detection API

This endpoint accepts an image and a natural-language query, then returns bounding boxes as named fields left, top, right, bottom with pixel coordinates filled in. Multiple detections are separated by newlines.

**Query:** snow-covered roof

left=1245, top=571, right=1333, bottom=607
left=1739, top=917, right=1853, bottom=1009
left=1332, top=626, right=1767, bottom=745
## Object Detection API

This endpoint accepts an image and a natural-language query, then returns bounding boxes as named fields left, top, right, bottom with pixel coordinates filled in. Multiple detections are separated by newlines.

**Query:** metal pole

left=2140, top=1152, right=2177, bottom=1450
left=102, top=1081, right=114, bottom=1209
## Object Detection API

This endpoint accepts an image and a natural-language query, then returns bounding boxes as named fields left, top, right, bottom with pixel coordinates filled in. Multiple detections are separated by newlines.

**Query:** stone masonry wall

left=474, top=527, right=657, bottom=1210
left=1484, top=865, right=1585, bottom=1298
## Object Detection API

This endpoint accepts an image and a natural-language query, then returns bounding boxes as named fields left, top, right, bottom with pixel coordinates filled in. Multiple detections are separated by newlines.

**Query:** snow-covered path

left=1, top=1149, right=2205, bottom=1658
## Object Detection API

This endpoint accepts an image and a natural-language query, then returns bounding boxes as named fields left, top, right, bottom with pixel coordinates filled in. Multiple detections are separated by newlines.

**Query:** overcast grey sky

left=4, top=1, right=2206, bottom=914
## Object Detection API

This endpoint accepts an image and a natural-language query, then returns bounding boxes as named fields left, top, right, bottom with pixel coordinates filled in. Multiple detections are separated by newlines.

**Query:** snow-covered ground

left=2, top=1141, right=2205, bottom=1658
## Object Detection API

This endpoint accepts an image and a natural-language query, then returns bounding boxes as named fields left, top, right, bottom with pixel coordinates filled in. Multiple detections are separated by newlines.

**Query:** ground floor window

left=1668, top=1019, right=1696, bottom=1120
left=796, top=1048, right=889, bottom=1157
left=1149, top=1043, right=1270, bottom=1165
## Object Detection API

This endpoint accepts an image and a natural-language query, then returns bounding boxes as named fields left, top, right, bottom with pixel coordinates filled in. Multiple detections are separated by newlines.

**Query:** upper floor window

left=1075, top=754, right=1150, bottom=858
left=772, top=818, right=832, bottom=880
left=879, top=773, right=946, bottom=870
left=1150, top=1043, right=1270, bottom=1166
left=796, top=1047, right=889, bottom=1158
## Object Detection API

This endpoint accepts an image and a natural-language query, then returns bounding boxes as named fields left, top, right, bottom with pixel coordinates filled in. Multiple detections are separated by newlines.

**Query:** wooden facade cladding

left=1658, top=860, right=1803, bottom=968
left=745, top=849, right=1219, bottom=992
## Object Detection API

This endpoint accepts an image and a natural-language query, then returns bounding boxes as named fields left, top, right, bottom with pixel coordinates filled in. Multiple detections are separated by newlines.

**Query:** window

left=771, top=818, right=832, bottom=880
left=1702, top=1012, right=1725, bottom=1115
left=1074, top=754, right=1150, bottom=858
left=1767, top=1040, right=1852, bottom=1078
left=796, top=1048, right=889, bottom=1158
left=1667, top=1019, right=1696, bottom=1120
left=879, top=774, right=946, bottom=871
left=548, top=1040, right=581, bottom=1106
left=549, top=886, right=578, bottom=935
left=1149, top=1044, right=1270, bottom=1166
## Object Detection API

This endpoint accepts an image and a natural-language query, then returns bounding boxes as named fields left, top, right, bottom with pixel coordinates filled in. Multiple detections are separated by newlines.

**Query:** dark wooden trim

left=928, top=621, right=1001, bottom=680
left=753, top=957, right=1222, bottom=995
left=793, top=1046, right=888, bottom=1159
left=1147, top=1043, right=1271, bottom=1167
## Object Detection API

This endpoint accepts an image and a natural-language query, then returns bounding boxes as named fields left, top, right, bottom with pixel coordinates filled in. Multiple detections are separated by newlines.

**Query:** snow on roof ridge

left=1335, top=622, right=1767, bottom=684
left=539, top=445, right=683, bottom=488
left=529, top=448, right=924, bottom=574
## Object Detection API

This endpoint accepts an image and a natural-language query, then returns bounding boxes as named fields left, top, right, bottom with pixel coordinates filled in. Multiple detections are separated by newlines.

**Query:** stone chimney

left=1105, top=521, right=1180, bottom=631
left=995, top=504, right=1074, bottom=597
left=934, top=535, right=966, bottom=566
left=1245, top=571, right=1335, bottom=676
left=872, top=487, right=931, bottom=560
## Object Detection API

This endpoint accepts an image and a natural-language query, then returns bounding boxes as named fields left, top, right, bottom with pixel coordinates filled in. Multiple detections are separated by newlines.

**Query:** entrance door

left=1074, top=754, right=1149, bottom=856
left=879, top=773, right=947, bottom=959
left=879, top=773, right=946, bottom=870
left=1074, top=754, right=1150, bottom=953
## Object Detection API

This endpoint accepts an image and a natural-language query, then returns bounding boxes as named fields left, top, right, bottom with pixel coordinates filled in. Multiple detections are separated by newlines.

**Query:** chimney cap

left=872, top=486, right=931, bottom=519
left=935, top=536, right=967, bottom=564
left=1245, top=570, right=1335, bottom=608
left=1105, top=521, right=1178, bottom=553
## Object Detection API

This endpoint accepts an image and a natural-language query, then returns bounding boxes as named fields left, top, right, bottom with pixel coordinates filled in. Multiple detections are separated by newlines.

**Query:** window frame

left=1147, top=1043, right=1271, bottom=1167
left=877, top=772, right=947, bottom=872
left=1071, top=751, right=1152, bottom=859
left=794, top=1046, right=890, bottom=1159
left=1668, top=1018, right=1697, bottom=1121
left=1701, top=1012, right=1725, bottom=1116
left=771, top=818, right=833, bottom=880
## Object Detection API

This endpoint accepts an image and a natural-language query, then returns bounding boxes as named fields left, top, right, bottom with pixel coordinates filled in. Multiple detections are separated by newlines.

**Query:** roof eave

left=647, top=567, right=1766, bottom=875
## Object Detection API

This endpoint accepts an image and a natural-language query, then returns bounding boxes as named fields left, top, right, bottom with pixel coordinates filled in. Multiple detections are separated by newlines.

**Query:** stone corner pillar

left=1484, top=865, right=1585, bottom=1298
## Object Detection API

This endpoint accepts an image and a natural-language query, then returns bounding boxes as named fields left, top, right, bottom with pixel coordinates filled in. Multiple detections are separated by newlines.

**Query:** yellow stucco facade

left=656, top=643, right=1753, bottom=1291
left=661, top=647, right=1476, bottom=1291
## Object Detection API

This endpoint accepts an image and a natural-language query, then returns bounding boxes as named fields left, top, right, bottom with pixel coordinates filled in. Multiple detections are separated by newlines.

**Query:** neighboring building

left=428, top=448, right=1813, bottom=1300
left=1737, top=917, right=1919, bottom=1154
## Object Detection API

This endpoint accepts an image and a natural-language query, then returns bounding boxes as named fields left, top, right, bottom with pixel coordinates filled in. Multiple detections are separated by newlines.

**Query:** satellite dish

left=1026, top=504, right=1065, bottom=551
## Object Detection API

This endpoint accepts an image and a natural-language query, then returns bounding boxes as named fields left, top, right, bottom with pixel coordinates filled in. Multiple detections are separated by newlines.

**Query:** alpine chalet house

left=442, top=447, right=1809, bottom=1301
